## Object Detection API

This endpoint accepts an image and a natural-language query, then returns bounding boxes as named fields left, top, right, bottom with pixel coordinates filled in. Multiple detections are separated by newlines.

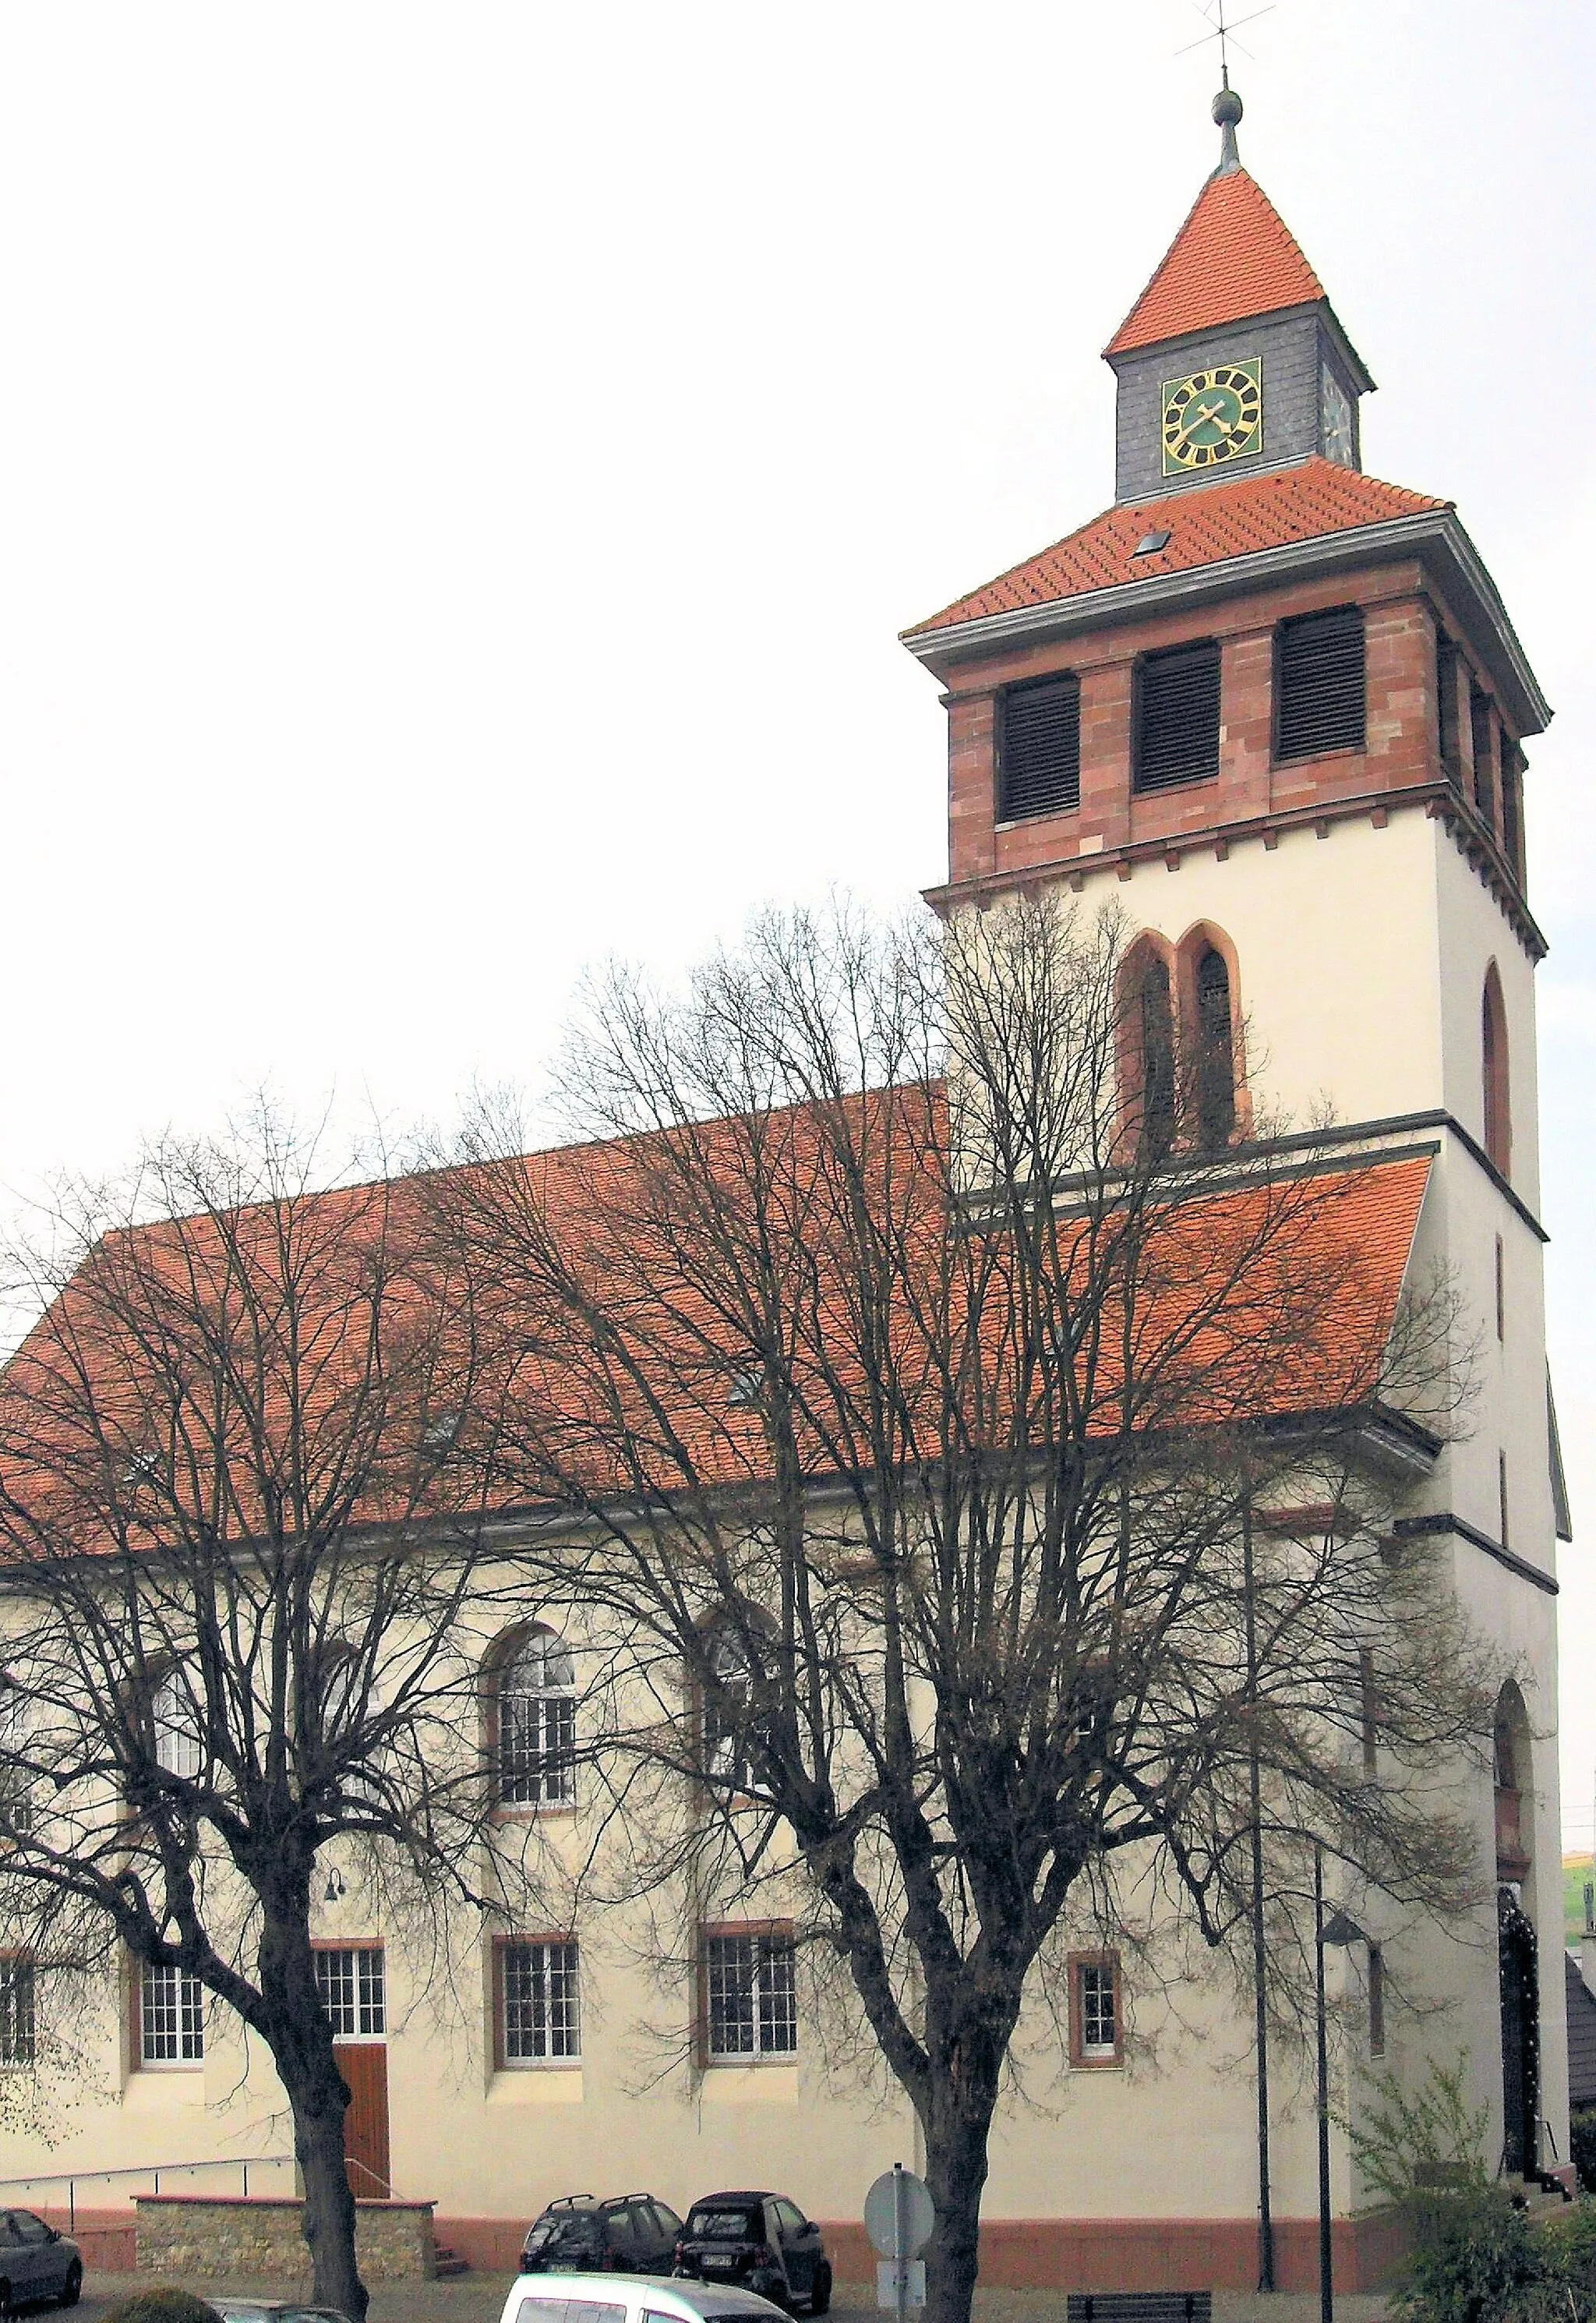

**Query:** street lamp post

left=1314, top=1842, right=1368, bottom=2323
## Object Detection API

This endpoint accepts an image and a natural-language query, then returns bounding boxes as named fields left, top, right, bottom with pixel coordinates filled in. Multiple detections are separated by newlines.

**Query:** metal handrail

left=0, top=2154, right=295, bottom=2233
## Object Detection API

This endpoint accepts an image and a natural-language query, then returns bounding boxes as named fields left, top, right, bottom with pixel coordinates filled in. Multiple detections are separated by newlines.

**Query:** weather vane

left=1177, top=0, right=1276, bottom=84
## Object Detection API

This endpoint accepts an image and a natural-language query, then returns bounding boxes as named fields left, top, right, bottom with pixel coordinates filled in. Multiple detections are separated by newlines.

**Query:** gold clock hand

left=1173, top=397, right=1225, bottom=448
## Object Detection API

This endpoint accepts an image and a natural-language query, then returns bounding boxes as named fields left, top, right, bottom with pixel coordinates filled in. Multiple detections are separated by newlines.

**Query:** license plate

left=704, top=2258, right=735, bottom=2272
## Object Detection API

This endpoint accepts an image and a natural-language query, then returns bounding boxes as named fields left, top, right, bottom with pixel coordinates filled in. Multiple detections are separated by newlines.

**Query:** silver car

left=0, top=2211, right=81, bottom=2311
left=499, top=2273, right=789, bottom=2323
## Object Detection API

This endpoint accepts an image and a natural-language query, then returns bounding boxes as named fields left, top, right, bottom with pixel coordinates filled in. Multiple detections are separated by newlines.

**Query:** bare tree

left=440, top=896, right=1498, bottom=2323
left=0, top=1115, right=529, bottom=2323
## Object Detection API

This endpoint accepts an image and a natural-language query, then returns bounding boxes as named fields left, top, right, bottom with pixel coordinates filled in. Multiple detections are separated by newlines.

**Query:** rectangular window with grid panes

left=0, top=1957, right=35, bottom=2065
left=1070, top=1952, right=1121, bottom=2066
left=499, top=1938, right=581, bottom=2064
left=314, top=1946, right=386, bottom=2039
left=141, top=1961, right=203, bottom=2065
left=704, top=1930, right=796, bottom=2060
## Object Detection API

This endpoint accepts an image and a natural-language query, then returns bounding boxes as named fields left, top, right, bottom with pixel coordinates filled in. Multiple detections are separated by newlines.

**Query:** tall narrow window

left=1135, top=642, right=1221, bottom=792
left=1194, top=947, right=1236, bottom=1150
left=1137, top=957, right=1175, bottom=1156
left=702, top=1633, right=753, bottom=1791
left=1481, top=966, right=1511, bottom=1178
left=1274, top=606, right=1366, bottom=759
left=1068, top=1953, right=1123, bottom=2067
left=1358, top=1648, right=1379, bottom=1776
left=704, top=1930, right=797, bottom=2060
left=998, top=674, right=1080, bottom=822
left=497, top=1629, right=576, bottom=1807
left=141, top=1962, right=203, bottom=2064
left=0, top=1957, right=35, bottom=2065
left=1499, top=1451, right=1510, bottom=1550
left=499, top=1938, right=581, bottom=2064
left=314, top=1946, right=386, bottom=2038
left=1368, top=1946, right=1386, bottom=2057
left=1469, top=684, right=1496, bottom=829
left=1435, top=631, right=1461, bottom=783
left=1500, top=738, right=1524, bottom=879
left=152, top=1671, right=202, bottom=1780
left=1495, top=1236, right=1505, bottom=1343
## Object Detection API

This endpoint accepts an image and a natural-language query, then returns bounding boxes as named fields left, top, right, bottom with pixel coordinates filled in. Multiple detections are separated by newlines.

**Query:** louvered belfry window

left=998, top=673, right=1081, bottom=821
left=1134, top=642, right=1220, bottom=792
left=1274, top=606, right=1366, bottom=760
left=1435, top=630, right=1461, bottom=783
left=1470, top=684, right=1496, bottom=826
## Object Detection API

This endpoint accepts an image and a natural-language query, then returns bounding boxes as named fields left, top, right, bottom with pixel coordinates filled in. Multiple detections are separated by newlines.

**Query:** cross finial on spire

left=1178, top=0, right=1274, bottom=171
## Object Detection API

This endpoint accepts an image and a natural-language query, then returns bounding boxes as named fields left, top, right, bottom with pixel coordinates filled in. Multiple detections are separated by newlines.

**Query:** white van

left=497, top=2275, right=790, bottom=2323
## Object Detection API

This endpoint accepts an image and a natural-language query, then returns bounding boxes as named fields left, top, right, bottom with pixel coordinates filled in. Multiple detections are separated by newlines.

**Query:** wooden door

left=335, top=2043, right=390, bottom=2199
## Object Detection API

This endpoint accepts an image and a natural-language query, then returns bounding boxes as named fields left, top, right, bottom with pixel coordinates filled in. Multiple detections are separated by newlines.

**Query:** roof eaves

left=902, top=508, right=1552, bottom=736
left=1103, top=296, right=1375, bottom=398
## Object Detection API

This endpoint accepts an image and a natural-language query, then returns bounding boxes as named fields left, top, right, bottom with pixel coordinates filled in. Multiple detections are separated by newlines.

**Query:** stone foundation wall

left=136, top=2194, right=436, bottom=2282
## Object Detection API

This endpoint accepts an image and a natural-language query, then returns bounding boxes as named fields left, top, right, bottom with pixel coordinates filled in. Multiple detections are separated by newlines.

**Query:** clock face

left=1320, top=369, right=1354, bottom=465
left=1160, top=358, right=1262, bottom=475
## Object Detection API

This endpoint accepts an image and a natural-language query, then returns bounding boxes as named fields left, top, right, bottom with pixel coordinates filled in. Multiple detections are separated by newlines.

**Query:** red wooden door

left=335, top=2043, right=390, bottom=2198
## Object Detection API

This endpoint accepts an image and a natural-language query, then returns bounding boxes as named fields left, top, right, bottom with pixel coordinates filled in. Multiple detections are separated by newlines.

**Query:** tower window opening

left=1135, top=955, right=1176, bottom=1156
left=1134, top=642, right=1220, bottom=792
left=1194, top=946, right=1236, bottom=1149
left=1274, top=606, right=1366, bottom=760
left=998, top=673, right=1081, bottom=822
left=1368, top=1946, right=1386, bottom=2056
left=1495, top=1236, right=1505, bottom=1343
left=1500, top=737, right=1524, bottom=880
left=1435, top=630, right=1461, bottom=787
left=1469, top=684, right=1496, bottom=830
left=1481, top=964, right=1511, bottom=1179
left=1499, top=1450, right=1509, bottom=1551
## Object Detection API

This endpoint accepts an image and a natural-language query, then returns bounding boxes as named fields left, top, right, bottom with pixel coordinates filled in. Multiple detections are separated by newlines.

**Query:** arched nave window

left=1193, top=945, right=1236, bottom=1151
left=494, top=1627, right=577, bottom=1808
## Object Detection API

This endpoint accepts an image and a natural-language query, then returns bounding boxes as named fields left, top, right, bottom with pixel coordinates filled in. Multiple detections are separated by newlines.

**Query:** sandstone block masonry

left=135, top=2194, right=437, bottom=2282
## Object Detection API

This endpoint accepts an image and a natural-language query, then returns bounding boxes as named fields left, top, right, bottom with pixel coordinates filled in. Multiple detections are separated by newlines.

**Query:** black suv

left=521, top=2194, right=685, bottom=2276
left=674, top=2191, right=832, bottom=2314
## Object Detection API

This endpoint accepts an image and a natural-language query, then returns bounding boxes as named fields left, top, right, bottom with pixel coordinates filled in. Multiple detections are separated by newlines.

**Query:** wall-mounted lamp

left=323, top=1869, right=347, bottom=1904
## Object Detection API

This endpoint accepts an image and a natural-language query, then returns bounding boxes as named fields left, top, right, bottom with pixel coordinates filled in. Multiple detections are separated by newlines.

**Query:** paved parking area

left=77, top=2279, right=1391, bottom=2323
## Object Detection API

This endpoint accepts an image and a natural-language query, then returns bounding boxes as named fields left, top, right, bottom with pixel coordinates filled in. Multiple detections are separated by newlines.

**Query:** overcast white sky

left=0, top=2, right=1590, bottom=1855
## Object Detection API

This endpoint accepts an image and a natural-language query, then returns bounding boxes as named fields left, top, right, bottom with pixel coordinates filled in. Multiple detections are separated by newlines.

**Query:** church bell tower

left=901, top=80, right=1573, bottom=2213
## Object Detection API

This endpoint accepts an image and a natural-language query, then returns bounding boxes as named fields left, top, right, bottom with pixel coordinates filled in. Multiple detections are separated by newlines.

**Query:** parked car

left=501, top=2272, right=786, bottom=2323
left=521, top=2194, right=686, bottom=2277
left=0, top=2212, right=81, bottom=2311
left=210, top=2305, right=352, bottom=2323
left=673, top=2193, right=831, bottom=2314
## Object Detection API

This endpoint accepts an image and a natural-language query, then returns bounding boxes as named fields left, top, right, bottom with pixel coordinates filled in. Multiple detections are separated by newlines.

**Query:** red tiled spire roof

left=905, top=458, right=1449, bottom=636
left=1106, top=167, right=1326, bottom=358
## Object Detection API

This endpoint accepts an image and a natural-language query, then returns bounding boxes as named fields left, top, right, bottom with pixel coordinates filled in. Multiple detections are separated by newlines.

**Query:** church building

left=0, top=79, right=1573, bottom=2298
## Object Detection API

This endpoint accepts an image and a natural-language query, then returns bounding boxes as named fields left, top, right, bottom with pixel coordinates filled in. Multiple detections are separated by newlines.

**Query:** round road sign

left=863, top=2168, right=934, bottom=2261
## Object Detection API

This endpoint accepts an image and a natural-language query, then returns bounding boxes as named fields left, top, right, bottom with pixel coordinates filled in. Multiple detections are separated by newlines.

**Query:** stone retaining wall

left=136, top=2194, right=436, bottom=2282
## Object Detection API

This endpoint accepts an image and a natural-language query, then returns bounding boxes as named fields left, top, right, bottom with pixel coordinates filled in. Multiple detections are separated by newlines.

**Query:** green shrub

left=1573, top=2109, right=1596, bottom=2196
left=100, top=2291, right=219, bottom=2323
left=1395, top=2180, right=1537, bottom=2323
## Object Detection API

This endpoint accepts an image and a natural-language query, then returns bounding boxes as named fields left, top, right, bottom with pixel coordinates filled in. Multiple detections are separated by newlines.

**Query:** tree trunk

left=922, top=2095, right=998, bottom=2323
left=257, top=1887, right=369, bottom=2323
left=292, top=2073, right=367, bottom=2323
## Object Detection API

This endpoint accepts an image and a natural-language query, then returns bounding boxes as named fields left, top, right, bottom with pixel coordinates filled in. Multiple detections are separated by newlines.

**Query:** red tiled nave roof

left=905, top=458, right=1449, bottom=636
left=1105, top=166, right=1328, bottom=357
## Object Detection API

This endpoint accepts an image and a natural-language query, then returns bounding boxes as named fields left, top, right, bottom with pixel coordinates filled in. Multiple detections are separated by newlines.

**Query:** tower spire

left=1213, top=69, right=1243, bottom=174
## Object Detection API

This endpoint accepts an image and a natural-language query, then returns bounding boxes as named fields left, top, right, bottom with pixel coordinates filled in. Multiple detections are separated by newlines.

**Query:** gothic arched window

left=1137, top=956, right=1175, bottom=1156
left=1481, top=965, right=1511, bottom=1179
left=496, top=1628, right=576, bottom=1808
left=1195, top=946, right=1236, bottom=1150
